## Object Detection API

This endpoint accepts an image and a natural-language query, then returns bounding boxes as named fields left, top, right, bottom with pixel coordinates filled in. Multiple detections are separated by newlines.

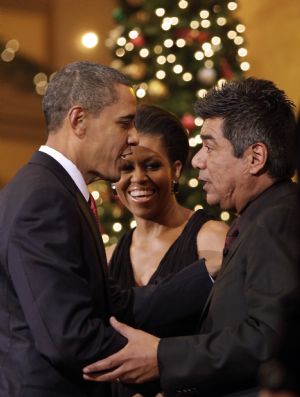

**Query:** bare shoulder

left=197, top=220, right=229, bottom=277
left=105, top=243, right=117, bottom=263
left=197, top=220, right=229, bottom=252
left=200, top=219, right=229, bottom=235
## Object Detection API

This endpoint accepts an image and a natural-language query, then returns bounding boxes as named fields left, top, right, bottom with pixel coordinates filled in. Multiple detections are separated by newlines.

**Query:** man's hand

left=83, top=317, right=160, bottom=384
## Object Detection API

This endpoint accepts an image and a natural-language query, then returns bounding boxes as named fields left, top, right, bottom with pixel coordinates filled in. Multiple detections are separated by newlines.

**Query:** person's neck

left=236, top=175, right=276, bottom=214
left=45, top=134, right=73, bottom=161
left=134, top=200, right=192, bottom=238
left=45, top=134, right=89, bottom=181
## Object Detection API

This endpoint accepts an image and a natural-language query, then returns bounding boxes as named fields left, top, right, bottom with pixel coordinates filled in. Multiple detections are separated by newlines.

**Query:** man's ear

left=68, top=106, right=86, bottom=138
left=247, top=142, right=268, bottom=175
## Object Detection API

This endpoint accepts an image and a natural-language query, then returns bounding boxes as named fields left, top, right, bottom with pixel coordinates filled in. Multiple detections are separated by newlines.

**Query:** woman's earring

left=111, top=184, right=118, bottom=196
left=172, top=180, right=179, bottom=194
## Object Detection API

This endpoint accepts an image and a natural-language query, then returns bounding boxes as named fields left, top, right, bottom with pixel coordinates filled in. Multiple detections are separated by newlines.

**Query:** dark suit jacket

left=0, top=152, right=212, bottom=397
left=158, top=180, right=300, bottom=397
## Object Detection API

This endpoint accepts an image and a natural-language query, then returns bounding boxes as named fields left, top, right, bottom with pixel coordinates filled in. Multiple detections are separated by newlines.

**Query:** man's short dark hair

left=42, top=61, right=132, bottom=132
left=194, top=77, right=297, bottom=179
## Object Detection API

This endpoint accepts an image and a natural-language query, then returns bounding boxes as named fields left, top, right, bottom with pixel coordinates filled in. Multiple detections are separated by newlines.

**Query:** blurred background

left=1, top=0, right=299, bottom=242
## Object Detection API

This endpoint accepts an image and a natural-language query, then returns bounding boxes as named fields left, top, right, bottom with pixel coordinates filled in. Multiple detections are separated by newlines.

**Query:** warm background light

left=81, top=32, right=99, bottom=48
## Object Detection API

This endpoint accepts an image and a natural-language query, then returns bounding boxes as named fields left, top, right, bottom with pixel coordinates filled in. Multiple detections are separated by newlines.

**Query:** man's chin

left=88, top=171, right=120, bottom=184
left=206, top=193, right=221, bottom=207
left=106, top=173, right=121, bottom=183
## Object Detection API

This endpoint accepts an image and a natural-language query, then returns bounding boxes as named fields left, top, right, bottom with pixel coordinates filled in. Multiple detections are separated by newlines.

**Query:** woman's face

left=115, top=134, right=182, bottom=220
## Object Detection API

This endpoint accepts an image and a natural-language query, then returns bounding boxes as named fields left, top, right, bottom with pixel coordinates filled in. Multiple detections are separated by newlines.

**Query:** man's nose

left=128, top=125, right=139, bottom=146
left=191, top=147, right=206, bottom=169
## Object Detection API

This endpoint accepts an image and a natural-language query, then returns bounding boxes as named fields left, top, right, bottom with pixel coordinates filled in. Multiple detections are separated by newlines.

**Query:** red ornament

left=176, top=29, right=210, bottom=44
left=131, top=35, right=145, bottom=47
left=220, top=58, right=234, bottom=80
left=196, top=31, right=210, bottom=43
left=181, top=113, right=195, bottom=131
left=176, top=29, right=193, bottom=43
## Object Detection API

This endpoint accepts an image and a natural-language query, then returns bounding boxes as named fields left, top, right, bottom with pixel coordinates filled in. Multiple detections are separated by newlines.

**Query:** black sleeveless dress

left=109, top=209, right=211, bottom=289
left=109, top=210, right=212, bottom=397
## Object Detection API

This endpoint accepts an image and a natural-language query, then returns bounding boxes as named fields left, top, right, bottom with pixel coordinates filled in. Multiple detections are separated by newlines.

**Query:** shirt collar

left=39, top=145, right=90, bottom=202
left=237, top=179, right=293, bottom=231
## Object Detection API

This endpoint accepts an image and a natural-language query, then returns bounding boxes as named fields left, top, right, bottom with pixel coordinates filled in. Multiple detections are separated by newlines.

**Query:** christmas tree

left=90, top=0, right=249, bottom=245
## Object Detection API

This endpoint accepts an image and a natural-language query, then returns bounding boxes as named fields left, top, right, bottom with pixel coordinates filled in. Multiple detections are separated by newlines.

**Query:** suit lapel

left=197, top=180, right=298, bottom=331
left=197, top=226, right=247, bottom=328
left=219, top=232, right=243, bottom=273
left=29, top=151, right=108, bottom=278
left=76, top=191, right=108, bottom=273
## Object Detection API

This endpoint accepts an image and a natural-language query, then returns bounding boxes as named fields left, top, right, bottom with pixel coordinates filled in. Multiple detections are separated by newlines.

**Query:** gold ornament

left=108, top=25, right=125, bottom=41
left=123, top=63, right=147, bottom=80
left=147, top=79, right=169, bottom=99
left=135, top=11, right=148, bottom=22
left=110, top=60, right=124, bottom=71
left=112, top=205, right=123, bottom=218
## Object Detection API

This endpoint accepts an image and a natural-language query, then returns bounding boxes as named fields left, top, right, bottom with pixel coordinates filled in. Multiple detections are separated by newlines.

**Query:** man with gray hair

left=83, top=77, right=300, bottom=397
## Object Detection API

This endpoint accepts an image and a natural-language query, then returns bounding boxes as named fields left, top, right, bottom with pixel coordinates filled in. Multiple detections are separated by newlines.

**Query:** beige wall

left=0, top=6, right=50, bottom=65
left=0, top=0, right=117, bottom=69
left=238, top=0, right=300, bottom=107
left=50, top=0, right=117, bottom=68
left=1, top=0, right=300, bottom=186
left=0, top=83, right=45, bottom=187
left=0, top=0, right=117, bottom=186
left=0, top=137, right=41, bottom=183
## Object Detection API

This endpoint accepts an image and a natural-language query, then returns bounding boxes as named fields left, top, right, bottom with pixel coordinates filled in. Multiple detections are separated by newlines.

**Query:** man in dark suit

left=83, top=78, right=300, bottom=397
left=0, top=61, right=213, bottom=397
left=258, top=115, right=300, bottom=397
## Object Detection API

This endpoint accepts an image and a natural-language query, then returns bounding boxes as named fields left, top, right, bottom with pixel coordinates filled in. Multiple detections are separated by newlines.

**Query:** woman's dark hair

left=135, top=104, right=189, bottom=170
left=194, top=77, right=297, bottom=179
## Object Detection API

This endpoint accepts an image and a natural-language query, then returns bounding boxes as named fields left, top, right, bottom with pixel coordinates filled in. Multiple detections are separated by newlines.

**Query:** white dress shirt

left=39, top=145, right=89, bottom=202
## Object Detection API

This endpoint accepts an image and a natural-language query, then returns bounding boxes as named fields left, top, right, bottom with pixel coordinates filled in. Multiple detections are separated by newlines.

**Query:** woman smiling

left=107, top=104, right=227, bottom=292
left=106, top=104, right=228, bottom=397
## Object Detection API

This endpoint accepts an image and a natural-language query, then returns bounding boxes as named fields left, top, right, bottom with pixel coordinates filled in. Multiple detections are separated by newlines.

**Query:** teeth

left=121, top=151, right=132, bottom=159
left=130, top=189, right=154, bottom=198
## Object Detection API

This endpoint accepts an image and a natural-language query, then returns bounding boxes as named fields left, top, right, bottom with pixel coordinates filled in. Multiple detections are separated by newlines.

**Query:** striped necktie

left=223, top=217, right=240, bottom=257
left=88, top=194, right=99, bottom=227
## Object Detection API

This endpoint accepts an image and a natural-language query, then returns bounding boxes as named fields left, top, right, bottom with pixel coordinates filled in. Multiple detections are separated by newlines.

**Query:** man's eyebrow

left=117, top=114, right=136, bottom=122
left=200, top=133, right=216, bottom=141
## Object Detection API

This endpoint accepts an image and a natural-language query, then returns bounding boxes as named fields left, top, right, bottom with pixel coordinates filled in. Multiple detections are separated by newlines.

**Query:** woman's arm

left=196, top=220, right=229, bottom=277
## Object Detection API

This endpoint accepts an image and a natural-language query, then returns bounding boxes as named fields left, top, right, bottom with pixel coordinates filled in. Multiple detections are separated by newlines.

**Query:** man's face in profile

left=192, top=117, right=247, bottom=211
left=82, top=84, right=138, bottom=183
